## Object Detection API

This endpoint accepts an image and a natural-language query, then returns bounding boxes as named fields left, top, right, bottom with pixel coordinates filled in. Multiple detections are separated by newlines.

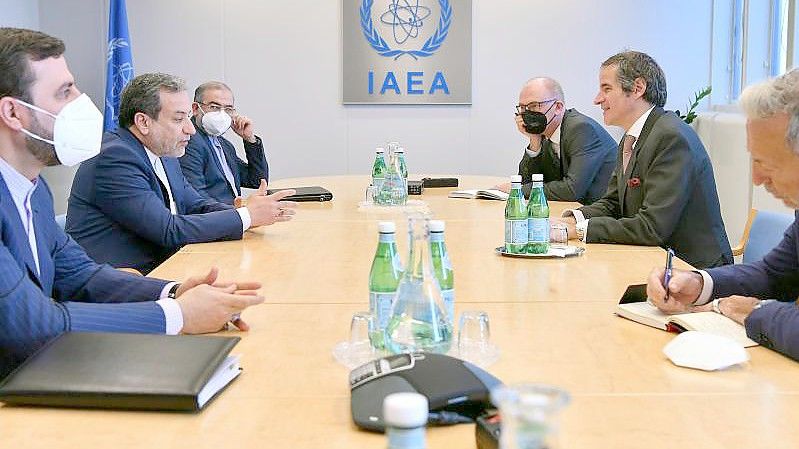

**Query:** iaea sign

left=343, top=0, right=472, bottom=104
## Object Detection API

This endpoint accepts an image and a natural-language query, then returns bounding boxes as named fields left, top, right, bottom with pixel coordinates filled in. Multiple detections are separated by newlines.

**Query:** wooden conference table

left=2, top=175, right=798, bottom=449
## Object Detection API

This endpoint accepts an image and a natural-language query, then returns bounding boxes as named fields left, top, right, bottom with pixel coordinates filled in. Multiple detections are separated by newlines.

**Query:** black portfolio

left=267, top=185, right=333, bottom=202
left=0, top=332, right=241, bottom=411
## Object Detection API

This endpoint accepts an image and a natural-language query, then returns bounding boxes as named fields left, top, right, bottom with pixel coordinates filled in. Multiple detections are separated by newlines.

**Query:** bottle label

left=378, top=233, right=395, bottom=244
left=372, top=177, right=384, bottom=192
left=370, top=291, right=395, bottom=330
left=387, top=426, right=425, bottom=449
left=504, top=219, right=528, bottom=245
left=441, top=288, right=455, bottom=323
left=429, top=232, right=444, bottom=243
left=528, top=218, right=549, bottom=243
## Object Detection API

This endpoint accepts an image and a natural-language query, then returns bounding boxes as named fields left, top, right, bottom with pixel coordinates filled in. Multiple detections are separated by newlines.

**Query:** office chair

left=732, top=209, right=795, bottom=264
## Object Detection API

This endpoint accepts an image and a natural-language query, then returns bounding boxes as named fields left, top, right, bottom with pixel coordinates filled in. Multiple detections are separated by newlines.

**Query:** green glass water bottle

left=371, top=148, right=386, bottom=194
left=504, top=175, right=528, bottom=254
left=368, top=221, right=403, bottom=349
left=429, top=220, right=454, bottom=325
left=527, top=173, right=550, bottom=254
left=396, top=148, right=408, bottom=179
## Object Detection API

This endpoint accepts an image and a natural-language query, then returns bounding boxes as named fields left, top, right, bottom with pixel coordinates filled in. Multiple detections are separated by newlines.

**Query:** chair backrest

left=55, top=213, right=67, bottom=231
left=743, top=210, right=796, bottom=263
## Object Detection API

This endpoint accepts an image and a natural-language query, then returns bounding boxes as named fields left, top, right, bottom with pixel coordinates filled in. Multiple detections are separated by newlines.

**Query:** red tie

left=622, top=134, right=636, bottom=173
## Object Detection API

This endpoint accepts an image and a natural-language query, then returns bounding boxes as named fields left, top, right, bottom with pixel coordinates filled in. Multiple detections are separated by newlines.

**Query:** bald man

left=498, top=77, right=617, bottom=204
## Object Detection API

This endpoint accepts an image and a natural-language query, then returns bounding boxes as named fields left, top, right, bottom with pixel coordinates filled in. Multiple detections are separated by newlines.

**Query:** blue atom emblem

left=379, top=0, right=432, bottom=45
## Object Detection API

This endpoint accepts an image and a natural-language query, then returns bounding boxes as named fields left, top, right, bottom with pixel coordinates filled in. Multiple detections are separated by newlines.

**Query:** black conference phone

left=349, top=352, right=502, bottom=432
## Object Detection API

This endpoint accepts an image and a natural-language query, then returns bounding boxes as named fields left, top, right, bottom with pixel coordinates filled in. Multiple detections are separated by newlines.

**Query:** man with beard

left=0, top=27, right=265, bottom=378
left=67, top=73, right=296, bottom=274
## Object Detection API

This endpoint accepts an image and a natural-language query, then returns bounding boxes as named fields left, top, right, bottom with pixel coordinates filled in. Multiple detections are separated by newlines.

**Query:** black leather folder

left=0, top=332, right=241, bottom=411
left=267, top=185, right=333, bottom=202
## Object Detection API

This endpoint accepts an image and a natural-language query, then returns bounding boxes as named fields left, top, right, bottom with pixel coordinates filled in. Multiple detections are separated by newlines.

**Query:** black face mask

left=518, top=102, right=557, bottom=134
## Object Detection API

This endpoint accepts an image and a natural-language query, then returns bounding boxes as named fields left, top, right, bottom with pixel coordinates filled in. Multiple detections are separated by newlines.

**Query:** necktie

left=211, top=136, right=239, bottom=196
left=621, top=134, right=636, bottom=174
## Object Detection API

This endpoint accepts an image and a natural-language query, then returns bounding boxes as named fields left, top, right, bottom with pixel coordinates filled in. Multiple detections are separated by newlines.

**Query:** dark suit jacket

left=707, top=211, right=799, bottom=361
left=66, top=128, right=244, bottom=274
left=518, top=109, right=617, bottom=204
left=1, top=174, right=169, bottom=378
left=577, top=107, right=733, bottom=269
left=179, top=117, right=269, bottom=204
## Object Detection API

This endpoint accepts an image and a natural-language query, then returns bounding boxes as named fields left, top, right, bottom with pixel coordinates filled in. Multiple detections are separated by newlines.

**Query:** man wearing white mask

left=179, top=81, right=268, bottom=204
left=0, top=28, right=266, bottom=378
left=67, top=73, right=296, bottom=274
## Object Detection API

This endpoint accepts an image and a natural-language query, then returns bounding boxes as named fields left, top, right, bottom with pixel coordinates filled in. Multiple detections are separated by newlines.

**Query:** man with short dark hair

left=496, top=77, right=616, bottom=204
left=179, top=81, right=268, bottom=204
left=0, top=27, right=264, bottom=378
left=647, top=69, right=799, bottom=361
left=557, top=51, right=733, bottom=269
left=67, top=73, right=296, bottom=274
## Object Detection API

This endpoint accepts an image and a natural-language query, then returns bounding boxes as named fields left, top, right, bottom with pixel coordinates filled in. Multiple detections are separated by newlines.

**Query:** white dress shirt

left=567, top=106, right=656, bottom=241
left=0, top=156, right=40, bottom=275
left=525, top=121, right=562, bottom=159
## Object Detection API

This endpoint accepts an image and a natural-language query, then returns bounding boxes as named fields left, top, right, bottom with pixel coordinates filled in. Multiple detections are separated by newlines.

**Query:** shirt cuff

left=237, top=207, right=252, bottom=231
left=525, top=147, right=541, bottom=158
left=159, top=281, right=178, bottom=300
left=563, top=209, right=587, bottom=223
left=156, top=298, right=184, bottom=335
left=693, top=270, right=714, bottom=305
left=576, top=218, right=589, bottom=242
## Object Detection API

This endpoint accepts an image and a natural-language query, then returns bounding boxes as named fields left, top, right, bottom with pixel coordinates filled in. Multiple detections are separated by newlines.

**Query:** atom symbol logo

left=379, top=0, right=432, bottom=45
left=360, top=0, right=452, bottom=60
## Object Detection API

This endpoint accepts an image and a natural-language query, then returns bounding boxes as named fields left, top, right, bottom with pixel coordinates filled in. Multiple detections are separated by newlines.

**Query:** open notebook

left=448, top=189, right=509, bottom=201
left=616, top=301, right=758, bottom=348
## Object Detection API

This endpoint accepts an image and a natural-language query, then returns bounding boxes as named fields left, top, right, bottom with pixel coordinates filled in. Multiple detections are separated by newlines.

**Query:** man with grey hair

left=556, top=50, right=732, bottom=269
left=646, top=69, right=799, bottom=361
left=495, top=77, right=616, bottom=204
left=67, top=73, right=296, bottom=274
left=180, top=81, right=268, bottom=204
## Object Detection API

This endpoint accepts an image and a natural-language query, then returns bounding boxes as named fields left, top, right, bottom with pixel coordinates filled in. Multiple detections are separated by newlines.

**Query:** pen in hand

left=662, top=248, right=675, bottom=302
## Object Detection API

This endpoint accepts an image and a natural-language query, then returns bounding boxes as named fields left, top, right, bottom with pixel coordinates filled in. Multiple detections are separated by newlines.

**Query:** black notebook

left=267, top=185, right=333, bottom=202
left=0, top=332, right=241, bottom=411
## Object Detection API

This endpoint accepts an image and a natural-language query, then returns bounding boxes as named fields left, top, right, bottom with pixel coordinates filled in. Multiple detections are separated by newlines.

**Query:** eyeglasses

left=515, top=98, right=557, bottom=114
left=198, top=102, right=237, bottom=116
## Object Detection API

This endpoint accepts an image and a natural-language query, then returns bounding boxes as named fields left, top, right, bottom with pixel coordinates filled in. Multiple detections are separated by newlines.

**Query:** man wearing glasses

left=67, top=74, right=296, bottom=274
left=180, top=81, right=268, bottom=204
left=496, top=77, right=616, bottom=204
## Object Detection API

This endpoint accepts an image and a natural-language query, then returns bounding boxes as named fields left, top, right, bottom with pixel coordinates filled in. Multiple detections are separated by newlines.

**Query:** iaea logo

left=360, top=0, right=452, bottom=60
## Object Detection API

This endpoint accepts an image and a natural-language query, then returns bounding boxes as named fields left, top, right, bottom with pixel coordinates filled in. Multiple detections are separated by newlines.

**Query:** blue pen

left=663, top=248, right=675, bottom=301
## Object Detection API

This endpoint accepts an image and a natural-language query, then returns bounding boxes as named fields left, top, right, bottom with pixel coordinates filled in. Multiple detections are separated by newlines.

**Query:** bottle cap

left=378, top=221, right=396, bottom=233
left=532, top=173, right=544, bottom=181
left=510, top=174, right=522, bottom=183
left=396, top=147, right=405, bottom=153
left=383, top=392, right=429, bottom=428
left=376, top=147, right=385, bottom=153
left=429, top=220, right=445, bottom=233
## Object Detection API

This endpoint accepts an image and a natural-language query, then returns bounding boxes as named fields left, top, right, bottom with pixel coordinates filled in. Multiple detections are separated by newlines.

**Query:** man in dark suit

left=0, top=28, right=264, bottom=378
left=557, top=51, right=732, bottom=269
left=647, top=69, right=799, bottom=361
left=67, top=73, right=296, bottom=274
left=179, top=81, right=268, bottom=204
left=496, top=77, right=616, bottom=204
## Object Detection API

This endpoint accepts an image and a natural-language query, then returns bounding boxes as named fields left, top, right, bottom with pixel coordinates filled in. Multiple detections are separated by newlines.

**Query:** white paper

left=663, top=331, right=750, bottom=371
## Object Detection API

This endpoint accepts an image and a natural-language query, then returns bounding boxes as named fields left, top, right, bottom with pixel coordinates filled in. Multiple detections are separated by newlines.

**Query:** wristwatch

left=575, top=220, right=588, bottom=241
left=711, top=297, right=722, bottom=314
left=167, top=283, right=181, bottom=299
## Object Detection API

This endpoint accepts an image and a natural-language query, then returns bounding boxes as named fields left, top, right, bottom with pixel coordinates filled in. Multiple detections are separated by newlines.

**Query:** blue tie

left=210, top=136, right=239, bottom=196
